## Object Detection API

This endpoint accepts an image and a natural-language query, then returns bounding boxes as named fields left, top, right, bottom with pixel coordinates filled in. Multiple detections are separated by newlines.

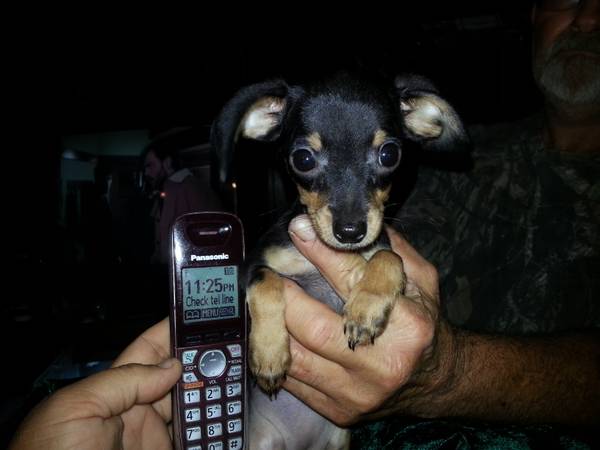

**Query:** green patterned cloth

left=351, top=418, right=594, bottom=449
left=399, top=115, right=599, bottom=334
left=351, top=116, right=599, bottom=449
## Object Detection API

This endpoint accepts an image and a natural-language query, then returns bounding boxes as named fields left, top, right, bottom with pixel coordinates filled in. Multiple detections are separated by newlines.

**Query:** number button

left=199, top=350, right=227, bottom=377
left=226, top=383, right=241, bottom=397
left=205, top=386, right=222, bottom=401
left=206, top=403, right=222, bottom=419
left=227, top=401, right=242, bottom=416
left=188, top=446, right=202, bottom=450
left=182, top=350, right=197, bottom=365
left=208, top=442, right=223, bottom=450
left=185, top=408, right=201, bottom=423
left=207, top=422, right=223, bottom=437
left=228, top=437, right=243, bottom=449
left=186, top=426, right=201, bottom=441
left=227, top=418, right=242, bottom=434
left=184, top=389, right=201, bottom=404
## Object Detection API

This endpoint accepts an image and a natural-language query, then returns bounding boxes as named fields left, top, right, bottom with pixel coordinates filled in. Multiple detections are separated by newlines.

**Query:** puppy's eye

left=378, top=142, right=401, bottom=168
left=291, top=148, right=316, bottom=172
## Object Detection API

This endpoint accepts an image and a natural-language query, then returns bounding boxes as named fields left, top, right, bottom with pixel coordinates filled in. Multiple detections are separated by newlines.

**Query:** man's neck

left=543, top=103, right=600, bottom=153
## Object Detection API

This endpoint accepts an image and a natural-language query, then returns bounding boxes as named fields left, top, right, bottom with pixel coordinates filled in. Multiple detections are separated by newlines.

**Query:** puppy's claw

left=251, top=369, right=286, bottom=395
left=256, top=373, right=286, bottom=397
left=343, top=318, right=382, bottom=350
left=249, top=332, right=290, bottom=397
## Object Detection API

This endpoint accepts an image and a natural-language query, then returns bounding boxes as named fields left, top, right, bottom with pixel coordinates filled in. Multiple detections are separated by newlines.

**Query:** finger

left=150, top=394, right=174, bottom=422
left=287, top=336, right=354, bottom=400
left=282, top=376, right=353, bottom=426
left=284, top=280, right=378, bottom=368
left=65, top=358, right=182, bottom=418
left=288, top=215, right=366, bottom=299
left=385, top=226, right=426, bottom=278
left=385, top=226, right=439, bottom=298
left=112, top=317, right=171, bottom=367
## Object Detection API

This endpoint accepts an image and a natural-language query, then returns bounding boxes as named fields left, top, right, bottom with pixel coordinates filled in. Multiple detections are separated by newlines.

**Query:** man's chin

left=536, top=54, right=600, bottom=105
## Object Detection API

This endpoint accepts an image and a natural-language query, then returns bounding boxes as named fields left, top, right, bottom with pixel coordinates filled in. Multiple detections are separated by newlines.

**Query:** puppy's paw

left=343, top=249, right=405, bottom=349
left=249, top=329, right=290, bottom=395
left=343, top=287, right=396, bottom=350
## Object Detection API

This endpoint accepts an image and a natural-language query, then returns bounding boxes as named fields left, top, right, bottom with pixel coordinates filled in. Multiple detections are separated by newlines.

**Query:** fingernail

left=159, top=357, right=177, bottom=369
left=289, top=215, right=316, bottom=242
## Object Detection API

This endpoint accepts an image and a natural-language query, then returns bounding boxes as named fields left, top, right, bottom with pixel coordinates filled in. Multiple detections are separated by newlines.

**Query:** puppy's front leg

left=344, top=250, right=406, bottom=349
left=248, top=267, right=290, bottom=394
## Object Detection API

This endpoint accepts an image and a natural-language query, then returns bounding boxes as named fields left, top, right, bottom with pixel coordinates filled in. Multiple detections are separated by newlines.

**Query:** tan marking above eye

left=306, top=132, right=322, bottom=151
left=372, top=129, right=388, bottom=148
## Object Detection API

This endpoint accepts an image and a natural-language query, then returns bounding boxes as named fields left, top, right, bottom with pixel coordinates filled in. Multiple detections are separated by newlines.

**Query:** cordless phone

left=169, top=212, right=246, bottom=450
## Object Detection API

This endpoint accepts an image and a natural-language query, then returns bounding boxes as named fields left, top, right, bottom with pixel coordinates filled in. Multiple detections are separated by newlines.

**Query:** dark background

left=3, top=3, right=540, bottom=446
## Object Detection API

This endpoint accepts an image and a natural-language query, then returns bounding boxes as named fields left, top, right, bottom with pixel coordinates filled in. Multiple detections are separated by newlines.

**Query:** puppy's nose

left=333, top=221, right=367, bottom=244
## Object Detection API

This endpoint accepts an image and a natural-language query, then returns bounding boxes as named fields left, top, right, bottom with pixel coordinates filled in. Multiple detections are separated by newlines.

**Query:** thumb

left=61, top=358, right=182, bottom=418
left=288, top=214, right=366, bottom=299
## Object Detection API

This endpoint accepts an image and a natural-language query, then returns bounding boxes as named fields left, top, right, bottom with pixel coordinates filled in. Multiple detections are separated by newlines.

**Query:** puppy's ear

left=395, top=74, right=469, bottom=152
left=210, top=79, right=299, bottom=188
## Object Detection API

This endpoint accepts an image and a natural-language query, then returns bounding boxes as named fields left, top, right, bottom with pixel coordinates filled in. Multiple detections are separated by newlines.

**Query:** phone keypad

left=178, top=342, right=244, bottom=450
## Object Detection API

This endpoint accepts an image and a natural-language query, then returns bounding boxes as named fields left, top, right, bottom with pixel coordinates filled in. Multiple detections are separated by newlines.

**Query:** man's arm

left=282, top=216, right=600, bottom=426
left=394, top=326, right=600, bottom=426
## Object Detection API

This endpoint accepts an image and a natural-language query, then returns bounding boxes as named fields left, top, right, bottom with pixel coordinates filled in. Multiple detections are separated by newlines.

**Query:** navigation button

left=199, top=350, right=226, bottom=377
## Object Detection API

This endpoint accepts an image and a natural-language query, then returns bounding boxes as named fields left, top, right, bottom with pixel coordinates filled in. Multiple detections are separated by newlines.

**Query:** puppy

left=211, top=72, right=467, bottom=450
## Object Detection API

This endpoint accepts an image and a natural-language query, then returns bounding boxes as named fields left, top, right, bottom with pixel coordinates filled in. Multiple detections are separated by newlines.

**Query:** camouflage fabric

left=398, top=115, right=600, bottom=335
left=350, top=116, right=599, bottom=448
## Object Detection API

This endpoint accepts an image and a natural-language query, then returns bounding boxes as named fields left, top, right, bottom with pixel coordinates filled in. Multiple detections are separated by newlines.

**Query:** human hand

left=282, top=215, right=457, bottom=426
left=9, top=318, right=182, bottom=450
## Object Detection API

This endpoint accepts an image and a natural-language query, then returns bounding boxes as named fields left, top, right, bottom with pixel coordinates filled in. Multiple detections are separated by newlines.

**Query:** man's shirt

left=398, top=115, right=599, bottom=334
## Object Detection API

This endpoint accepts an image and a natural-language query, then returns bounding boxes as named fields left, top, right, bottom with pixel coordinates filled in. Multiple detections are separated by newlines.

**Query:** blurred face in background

left=532, top=0, right=600, bottom=107
left=144, top=150, right=169, bottom=191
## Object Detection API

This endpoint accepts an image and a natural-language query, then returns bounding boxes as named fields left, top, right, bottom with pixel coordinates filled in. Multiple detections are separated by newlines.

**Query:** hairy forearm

left=395, top=325, right=600, bottom=426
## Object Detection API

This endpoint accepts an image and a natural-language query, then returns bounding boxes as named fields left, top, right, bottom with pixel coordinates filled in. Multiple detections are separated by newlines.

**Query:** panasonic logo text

left=191, top=253, right=230, bottom=262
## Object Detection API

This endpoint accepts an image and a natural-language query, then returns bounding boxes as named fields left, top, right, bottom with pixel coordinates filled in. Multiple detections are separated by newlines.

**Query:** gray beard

left=533, top=32, right=600, bottom=107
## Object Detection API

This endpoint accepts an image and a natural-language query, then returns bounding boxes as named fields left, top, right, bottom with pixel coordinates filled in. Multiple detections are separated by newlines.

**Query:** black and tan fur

left=211, top=72, right=467, bottom=450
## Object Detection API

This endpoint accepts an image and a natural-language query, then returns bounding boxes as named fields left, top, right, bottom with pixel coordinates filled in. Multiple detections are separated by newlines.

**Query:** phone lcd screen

left=181, top=265, right=239, bottom=324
